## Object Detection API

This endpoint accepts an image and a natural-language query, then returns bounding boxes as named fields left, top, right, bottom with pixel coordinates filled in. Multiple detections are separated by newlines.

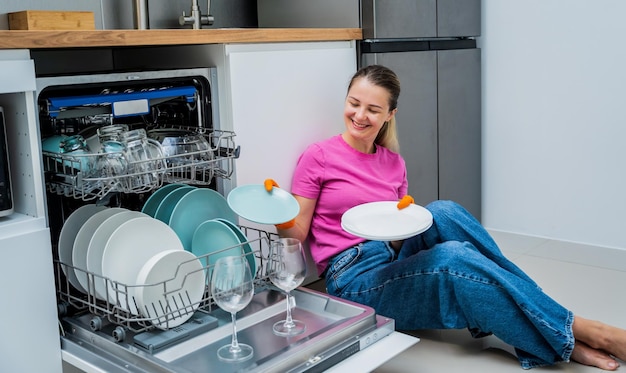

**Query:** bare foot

left=573, top=316, right=626, bottom=363
left=571, top=340, right=620, bottom=370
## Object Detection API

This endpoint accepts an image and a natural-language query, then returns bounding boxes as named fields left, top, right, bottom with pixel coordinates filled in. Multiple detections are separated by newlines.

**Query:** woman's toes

left=571, top=341, right=620, bottom=371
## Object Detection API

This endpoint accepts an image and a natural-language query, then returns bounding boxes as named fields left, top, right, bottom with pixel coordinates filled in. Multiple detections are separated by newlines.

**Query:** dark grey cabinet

left=258, top=0, right=481, bottom=38
left=361, top=0, right=481, bottom=38
left=362, top=48, right=481, bottom=219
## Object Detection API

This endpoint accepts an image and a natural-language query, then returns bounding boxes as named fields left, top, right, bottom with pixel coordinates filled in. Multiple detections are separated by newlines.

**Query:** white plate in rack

left=341, top=201, right=434, bottom=241
left=135, top=249, right=205, bottom=329
left=73, top=207, right=127, bottom=295
left=58, top=204, right=108, bottom=294
left=101, top=217, right=184, bottom=314
left=86, top=210, right=147, bottom=301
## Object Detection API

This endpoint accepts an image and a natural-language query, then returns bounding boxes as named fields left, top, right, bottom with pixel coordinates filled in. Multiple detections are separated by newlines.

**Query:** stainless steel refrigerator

left=258, top=0, right=482, bottom=219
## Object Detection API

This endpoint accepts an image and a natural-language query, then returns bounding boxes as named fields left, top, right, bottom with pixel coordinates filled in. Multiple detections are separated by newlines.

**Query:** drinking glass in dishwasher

left=122, top=129, right=165, bottom=190
left=91, top=140, right=129, bottom=191
left=97, top=124, right=129, bottom=143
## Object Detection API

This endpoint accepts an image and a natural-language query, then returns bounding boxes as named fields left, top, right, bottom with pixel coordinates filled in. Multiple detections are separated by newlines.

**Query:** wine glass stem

left=285, top=292, right=295, bottom=328
left=230, top=312, right=241, bottom=353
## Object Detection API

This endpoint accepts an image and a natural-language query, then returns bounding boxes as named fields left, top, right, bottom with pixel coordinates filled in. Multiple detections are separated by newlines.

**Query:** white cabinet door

left=0, top=228, right=62, bottom=373
left=0, top=50, right=47, bottom=227
left=223, top=41, right=357, bottom=192
left=0, top=50, right=61, bottom=373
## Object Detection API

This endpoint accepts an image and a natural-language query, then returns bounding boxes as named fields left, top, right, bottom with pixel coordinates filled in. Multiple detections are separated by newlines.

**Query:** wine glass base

left=217, top=343, right=254, bottom=362
left=273, top=319, right=306, bottom=337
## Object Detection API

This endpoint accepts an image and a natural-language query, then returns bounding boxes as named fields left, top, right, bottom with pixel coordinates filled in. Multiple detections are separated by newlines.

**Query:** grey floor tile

left=512, top=255, right=626, bottom=328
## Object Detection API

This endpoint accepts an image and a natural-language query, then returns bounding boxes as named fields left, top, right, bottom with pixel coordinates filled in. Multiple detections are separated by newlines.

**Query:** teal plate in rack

left=141, top=183, right=188, bottom=217
left=168, top=188, right=238, bottom=252
left=191, top=219, right=256, bottom=276
left=227, top=184, right=300, bottom=225
left=215, top=218, right=257, bottom=275
left=153, top=186, right=195, bottom=224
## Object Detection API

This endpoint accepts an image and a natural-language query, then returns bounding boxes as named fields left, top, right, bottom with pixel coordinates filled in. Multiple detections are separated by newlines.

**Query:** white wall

left=480, top=0, right=626, bottom=250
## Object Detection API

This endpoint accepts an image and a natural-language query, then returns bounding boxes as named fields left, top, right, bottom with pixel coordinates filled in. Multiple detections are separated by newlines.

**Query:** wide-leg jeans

left=324, top=200, right=574, bottom=369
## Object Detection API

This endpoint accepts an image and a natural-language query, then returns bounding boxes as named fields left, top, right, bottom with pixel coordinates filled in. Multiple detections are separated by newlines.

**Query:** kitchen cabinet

left=0, top=49, right=62, bottom=373
left=258, top=0, right=480, bottom=38
left=361, top=0, right=481, bottom=38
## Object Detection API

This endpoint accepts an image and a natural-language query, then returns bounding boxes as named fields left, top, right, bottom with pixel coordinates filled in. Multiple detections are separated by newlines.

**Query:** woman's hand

left=390, top=240, right=404, bottom=252
left=264, top=179, right=316, bottom=242
left=397, top=195, right=415, bottom=209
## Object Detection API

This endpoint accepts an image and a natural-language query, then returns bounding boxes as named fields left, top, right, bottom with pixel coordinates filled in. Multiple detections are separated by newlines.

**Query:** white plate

left=73, top=207, right=126, bottom=295
left=85, top=210, right=146, bottom=301
left=341, top=201, right=434, bottom=241
left=227, top=184, right=300, bottom=225
left=58, top=204, right=108, bottom=294
left=101, top=217, right=184, bottom=314
left=135, top=250, right=205, bottom=330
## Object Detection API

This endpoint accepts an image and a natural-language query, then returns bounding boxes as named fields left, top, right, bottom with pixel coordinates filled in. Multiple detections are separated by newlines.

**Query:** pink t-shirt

left=291, top=135, right=408, bottom=275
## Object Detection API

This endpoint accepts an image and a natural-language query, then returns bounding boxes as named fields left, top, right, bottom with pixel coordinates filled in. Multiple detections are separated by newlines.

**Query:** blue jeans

left=324, top=200, right=574, bottom=369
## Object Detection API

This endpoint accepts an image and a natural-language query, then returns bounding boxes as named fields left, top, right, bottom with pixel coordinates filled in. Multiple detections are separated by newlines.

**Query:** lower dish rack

left=56, top=226, right=279, bottom=337
left=43, top=128, right=238, bottom=201
left=57, top=226, right=398, bottom=373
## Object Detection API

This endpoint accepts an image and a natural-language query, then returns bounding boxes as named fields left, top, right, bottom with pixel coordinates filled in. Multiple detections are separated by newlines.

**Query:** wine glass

left=269, top=238, right=307, bottom=336
left=210, top=255, right=255, bottom=362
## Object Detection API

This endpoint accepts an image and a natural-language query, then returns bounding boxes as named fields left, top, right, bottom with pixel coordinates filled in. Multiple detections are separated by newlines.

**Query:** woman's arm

left=276, top=194, right=317, bottom=242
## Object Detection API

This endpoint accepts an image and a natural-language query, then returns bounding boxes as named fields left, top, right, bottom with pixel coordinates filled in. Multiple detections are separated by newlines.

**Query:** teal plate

left=168, top=188, right=238, bottom=252
left=153, top=186, right=196, bottom=224
left=227, top=184, right=300, bottom=225
left=191, top=219, right=256, bottom=276
left=215, top=218, right=256, bottom=275
left=141, top=183, right=187, bottom=217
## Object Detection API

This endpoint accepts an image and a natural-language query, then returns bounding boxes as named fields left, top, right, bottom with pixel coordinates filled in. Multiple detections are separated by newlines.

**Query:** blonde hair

left=348, top=65, right=401, bottom=153
left=375, top=117, right=400, bottom=153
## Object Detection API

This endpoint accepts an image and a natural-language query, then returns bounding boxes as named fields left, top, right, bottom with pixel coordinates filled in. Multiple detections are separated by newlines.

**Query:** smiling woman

left=276, top=64, right=626, bottom=371
left=342, top=66, right=399, bottom=154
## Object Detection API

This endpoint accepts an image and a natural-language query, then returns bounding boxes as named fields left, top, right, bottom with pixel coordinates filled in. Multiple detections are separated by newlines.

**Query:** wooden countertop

left=0, top=28, right=362, bottom=49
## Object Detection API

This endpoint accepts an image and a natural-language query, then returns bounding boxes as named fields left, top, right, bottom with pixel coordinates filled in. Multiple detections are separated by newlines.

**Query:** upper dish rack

left=39, top=76, right=232, bottom=201
left=56, top=226, right=280, bottom=338
left=42, top=128, right=238, bottom=201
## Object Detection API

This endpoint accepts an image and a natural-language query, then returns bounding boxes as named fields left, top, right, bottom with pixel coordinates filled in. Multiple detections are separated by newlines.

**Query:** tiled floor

left=372, top=230, right=626, bottom=372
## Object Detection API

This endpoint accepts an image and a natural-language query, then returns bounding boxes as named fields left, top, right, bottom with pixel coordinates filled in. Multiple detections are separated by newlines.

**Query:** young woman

left=275, top=64, right=626, bottom=370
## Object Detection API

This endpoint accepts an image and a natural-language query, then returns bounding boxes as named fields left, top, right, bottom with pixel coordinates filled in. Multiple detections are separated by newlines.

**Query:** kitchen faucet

left=179, top=0, right=214, bottom=29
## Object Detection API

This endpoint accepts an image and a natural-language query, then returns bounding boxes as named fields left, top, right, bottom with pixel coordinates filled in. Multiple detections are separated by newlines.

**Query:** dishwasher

left=35, top=67, right=397, bottom=372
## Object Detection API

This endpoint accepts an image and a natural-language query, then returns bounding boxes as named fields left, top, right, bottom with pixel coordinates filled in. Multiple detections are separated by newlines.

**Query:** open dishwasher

left=36, top=67, right=409, bottom=373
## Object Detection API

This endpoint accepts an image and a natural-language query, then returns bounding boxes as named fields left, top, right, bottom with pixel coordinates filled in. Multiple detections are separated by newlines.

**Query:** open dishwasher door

left=61, top=287, right=418, bottom=373
left=56, top=224, right=417, bottom=373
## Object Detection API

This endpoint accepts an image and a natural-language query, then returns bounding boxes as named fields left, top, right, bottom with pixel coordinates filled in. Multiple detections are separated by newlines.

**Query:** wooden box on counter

left=8, top=10, right=95, bottom=30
